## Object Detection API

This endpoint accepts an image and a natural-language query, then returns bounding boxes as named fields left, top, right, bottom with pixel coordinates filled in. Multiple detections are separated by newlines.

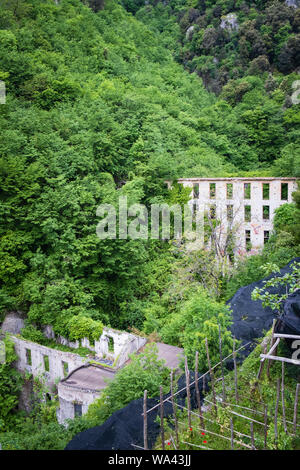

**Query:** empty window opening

left=264, top=230, right=270, bottom=245
left=43, top=355, right=50, bottom=372
left=74, top=403, right=82, bottom=417
left=227, top=183, right=233, bottom=199
left=193, top=202, right=198, bottom=216
left=244, top=183, right=251, bottom=199
left=209, top=183, right=216, bottom=199
left=227, top=205, right=233, bottom=222
left=227, top=231, right=235, bottom=263
left=108, top=337, right=114, bottom=353
left=263, top=183, right=270, bottom=200
left=245, top=230, right=251, bottom=252
left=62, top=361, right=69, bottom=377
left=263, top=205, right=270, bottom=220
left=26, top=349, right=32, bottom=366
left=244, top=205, right=251, bottom=222
left=193, top=183, right=199, bottom=199
left=281, top=183, right=288, bottom=200
left=210, top=204, right=216, bottom=219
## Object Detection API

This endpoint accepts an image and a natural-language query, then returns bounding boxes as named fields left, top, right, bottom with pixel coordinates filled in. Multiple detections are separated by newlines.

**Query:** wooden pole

left=205, top=338, right=217, bottom=414
left=184, top=356, right=192, bottom=430
left=143, top=390, right=148, bottom=450
left=230, top=418, right=234, bottom=450
left=293, top=383, right=300, bottom=434
left=264, top=406, right=268, bottom=450
left=160, top=385, right=165, bottom=450
left=274, top=378, right=280, bottom=447
left=218, top=324, right=226, bottom=404
left=281, top=362, right=287, bottom=434
left=170, top=435, right=177, bottom=450
left=170, top=369, right=179, bottom=446
left=250, top=421, right=255, bottom=450
left=257, top=343, right=267, bottom=380
left=195, top=351, right=205, bottom=429
left=233, top=338, right=239, bottom=403
left=144, top=340, right=252, bottom=416
left=267, top=319, right=276, bottom=378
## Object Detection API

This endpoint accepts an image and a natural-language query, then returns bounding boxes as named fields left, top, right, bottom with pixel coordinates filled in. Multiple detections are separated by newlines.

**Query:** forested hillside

left=131, top=0, right=300, bottom=90
left=0, top=0, right=299, bottom=449
left=0, top=0, right=226, bottom=336
left=0, top=0, right=299, bottom=345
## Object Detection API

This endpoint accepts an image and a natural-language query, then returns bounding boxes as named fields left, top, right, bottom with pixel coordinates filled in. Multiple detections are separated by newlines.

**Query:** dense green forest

left=0, top=0, right=299, bottom=449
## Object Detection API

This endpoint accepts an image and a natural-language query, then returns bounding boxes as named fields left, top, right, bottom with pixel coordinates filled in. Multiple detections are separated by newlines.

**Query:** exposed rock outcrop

left=1, top=312, right=25, bottom=335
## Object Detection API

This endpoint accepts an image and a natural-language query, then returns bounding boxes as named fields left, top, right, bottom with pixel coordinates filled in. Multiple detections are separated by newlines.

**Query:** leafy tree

left=251, top=261, right=300, bottom=312
left=158, top=287, right=234, bottom=369
left=0, top=336, right=23, bottom=431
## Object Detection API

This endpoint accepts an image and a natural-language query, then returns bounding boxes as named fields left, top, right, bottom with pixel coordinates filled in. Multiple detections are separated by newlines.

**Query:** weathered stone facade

left=42, top=325, right=147, bottom=368
left=6, top=328, right=146, bottom=424
left=57, top=365, right=115, bottom=423
left=2, top=325, right=183, bottom=425
left=178, top=177, right=298, bottom=256
left=10, top=335, right=88, bottom=389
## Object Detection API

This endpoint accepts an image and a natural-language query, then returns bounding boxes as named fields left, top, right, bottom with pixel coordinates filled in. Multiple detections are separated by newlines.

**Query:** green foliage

left=0, top=336, right=23, bottom=431
left=274, top=203, right=298, bottom=232
left=67, top=315, right=103, bottom=342
left=0, top=0, right=299, bottom=450
left=133, top=0, right=300, bottom=168
left=0, top=416, right=88, bottom=450
left=251, top=261, right=300, bottom=311
left=166, top=181, right=192, bottom=206
left=160, top=287, right=234, bottom=369
left=20, top=324, right=47, bottom=345
left=0, top=0, right=231, bottom=333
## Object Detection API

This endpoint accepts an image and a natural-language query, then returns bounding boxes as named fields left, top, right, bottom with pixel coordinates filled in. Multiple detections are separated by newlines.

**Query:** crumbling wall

left=11, top=336, right=88, bottom=388
left=57, top=383, right=100, bottom=423
left=95, top=327, right=147, bottom=366
left=42, top=325, right=147, bottom=367
left=178, top=178, right=298, bottom=256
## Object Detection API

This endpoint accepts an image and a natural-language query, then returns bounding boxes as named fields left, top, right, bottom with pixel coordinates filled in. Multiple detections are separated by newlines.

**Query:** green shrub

left=67, top=316, right=104, bottom=343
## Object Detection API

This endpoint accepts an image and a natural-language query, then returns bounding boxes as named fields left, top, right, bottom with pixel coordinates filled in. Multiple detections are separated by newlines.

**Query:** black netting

left=65, top=373, right=209, bottom=450
left=275, top=289, right=300, bottom=349
left=227, top=257, right=300, bottom=358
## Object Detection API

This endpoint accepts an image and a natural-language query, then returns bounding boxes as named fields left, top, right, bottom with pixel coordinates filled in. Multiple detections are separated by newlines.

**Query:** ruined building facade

left=1, top=315, right=183, bottom=424
left=177, top=177, right=298, bottom=256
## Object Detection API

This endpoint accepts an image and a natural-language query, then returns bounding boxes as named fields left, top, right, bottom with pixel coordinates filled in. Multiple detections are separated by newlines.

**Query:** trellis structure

left=258, top=320, right=300, bottom=378
left=137, top=333, right=300, bottom=451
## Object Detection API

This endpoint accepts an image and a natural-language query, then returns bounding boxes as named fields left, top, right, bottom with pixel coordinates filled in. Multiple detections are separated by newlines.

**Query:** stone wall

left=57, top=380, right=101, bottom=423
left=5, top=326, right=147, bottom=424
left=42, top=325, right=147, bottom=368
left=96, top=327, right=147, bottom=367
left=10, top=335, right=88, bottom=389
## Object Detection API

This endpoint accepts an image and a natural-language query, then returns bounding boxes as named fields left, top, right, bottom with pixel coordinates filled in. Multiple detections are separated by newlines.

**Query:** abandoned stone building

left=0, top=313, right=184, bottom=424
left=177, top=177, right=298, bottom=256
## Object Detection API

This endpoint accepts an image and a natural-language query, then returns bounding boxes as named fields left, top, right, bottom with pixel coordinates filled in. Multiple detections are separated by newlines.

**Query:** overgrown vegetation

left=0, top=336, right=23, bottom=432
left=0, top=0, right=299, bottom=450
left=0, top=344, right=170, bottom=449
left=155, top=337, right=300, bottom=450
